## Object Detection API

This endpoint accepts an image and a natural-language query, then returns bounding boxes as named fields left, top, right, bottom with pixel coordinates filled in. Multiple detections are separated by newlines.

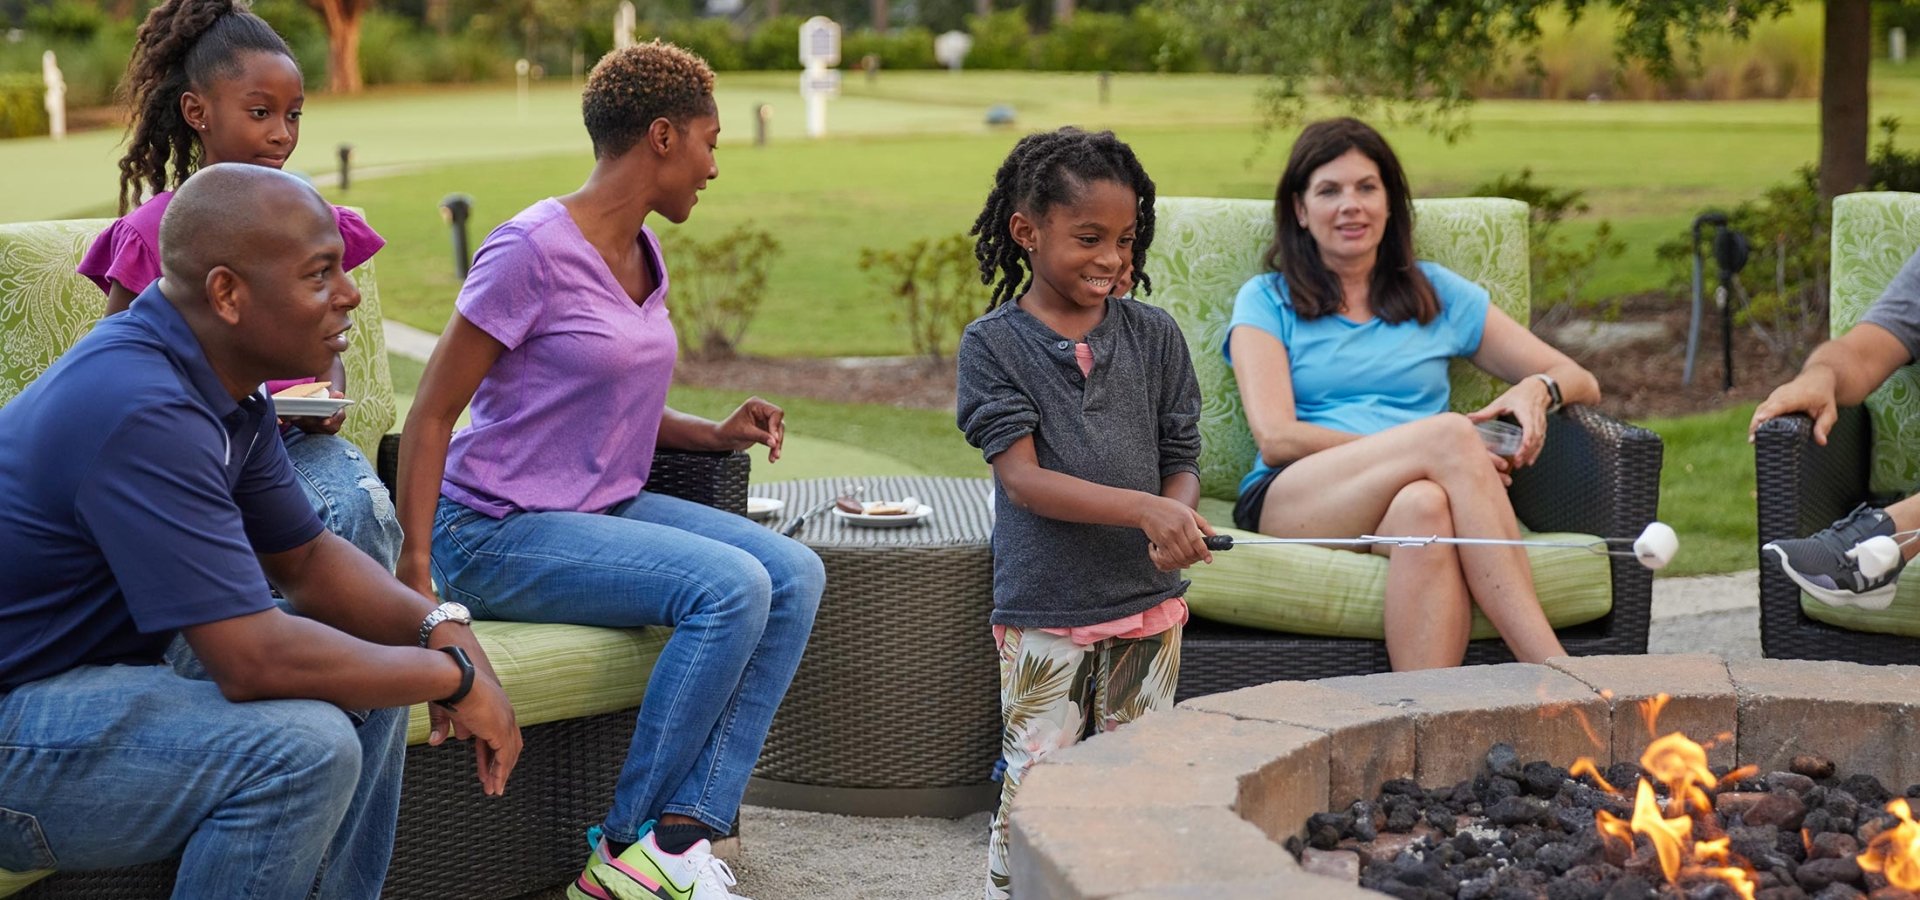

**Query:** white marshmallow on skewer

left=1846, top=534, right=1905, bottom=581
left=1632, top=522, right=1679, bottom=571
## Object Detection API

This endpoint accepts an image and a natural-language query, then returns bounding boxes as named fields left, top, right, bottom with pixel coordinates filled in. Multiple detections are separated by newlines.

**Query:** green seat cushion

left=403, top=620, right=669, bottom=745
left=0, top=869, right=51, bottom=898
left=0, top=217, right=397, bottom=459
left=1800, top=574, right=1920, bottom=638
left=1186, top=527, right=1613, bottom=640
left=1831, top=192, right=1920, bottom=498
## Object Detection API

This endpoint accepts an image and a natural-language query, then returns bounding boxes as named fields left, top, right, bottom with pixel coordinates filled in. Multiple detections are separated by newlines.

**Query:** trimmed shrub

left=663, top=222, right=781, bottom=360
left=964, top=10, right=1032, bottom=70
left=0, top=73, right=48, bottom=138
left=744, top=14, right=805, bottom=70
left=658, top=18, right=746, bottom=71
left=843, top=26, right=937, bottom=71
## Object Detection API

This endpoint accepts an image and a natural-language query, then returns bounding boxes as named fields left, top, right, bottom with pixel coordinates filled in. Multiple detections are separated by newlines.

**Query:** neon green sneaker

left=567, top=824, right=750, bottom=900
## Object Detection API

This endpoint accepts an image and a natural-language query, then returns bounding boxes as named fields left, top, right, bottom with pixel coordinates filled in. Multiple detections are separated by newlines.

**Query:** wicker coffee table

left=745, top=476, right=1000, bottom=817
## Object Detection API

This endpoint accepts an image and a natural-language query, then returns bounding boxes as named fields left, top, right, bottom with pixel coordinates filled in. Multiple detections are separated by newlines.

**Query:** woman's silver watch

left=1531, top=373, right=1563, bottom=414
left=418, top=601, right=473, bottom=647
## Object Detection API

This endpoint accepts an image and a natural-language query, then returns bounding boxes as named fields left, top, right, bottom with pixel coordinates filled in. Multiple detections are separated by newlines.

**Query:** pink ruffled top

left=77, top=190, right=386, bottom=395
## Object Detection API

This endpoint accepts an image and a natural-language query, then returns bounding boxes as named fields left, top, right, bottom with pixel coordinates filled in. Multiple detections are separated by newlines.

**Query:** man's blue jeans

left=432, top=489, right=824, bottom=841
left=0, top=664, right=405, bottom=899
left=286, top=431, right=402, bottom=572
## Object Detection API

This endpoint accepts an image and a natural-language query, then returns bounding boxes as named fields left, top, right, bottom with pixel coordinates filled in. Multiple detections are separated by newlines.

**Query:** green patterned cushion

left=0, top=217, right=396, bottom=459
left=1186, top=527, right=1613, bottom=639
left=402, top=621, right=668, bottom=745
left=1802, top=191, right=1920, bottom=634
left=1143, top=196, right=1604, bottom=633
left=1146, top=197, right=1532, bottom=501
left=1830, top=192, right=1920, bottom=498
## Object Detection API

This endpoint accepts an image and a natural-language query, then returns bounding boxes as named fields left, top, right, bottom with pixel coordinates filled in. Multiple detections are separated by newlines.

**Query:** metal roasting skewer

left=1201, top=522, right=1679, bottom=571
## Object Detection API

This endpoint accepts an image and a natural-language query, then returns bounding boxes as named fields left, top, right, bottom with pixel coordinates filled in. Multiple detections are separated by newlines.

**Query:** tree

left=305, top=0, right=371, bottom=93
left=1179, top=0, right=1878, bottom=199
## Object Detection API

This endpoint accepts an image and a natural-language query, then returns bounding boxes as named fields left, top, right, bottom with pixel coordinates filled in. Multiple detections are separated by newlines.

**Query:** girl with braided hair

left=956, top=126, right=1213, bottom=899
left=76, top=0, right=399, bottom=574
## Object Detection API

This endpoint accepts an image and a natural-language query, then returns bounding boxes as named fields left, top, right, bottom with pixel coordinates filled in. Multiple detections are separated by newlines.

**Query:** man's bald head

left=158, top=163, right=337, bottom=293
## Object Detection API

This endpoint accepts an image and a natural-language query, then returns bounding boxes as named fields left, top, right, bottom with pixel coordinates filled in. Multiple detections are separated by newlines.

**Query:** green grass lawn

left=1643, top=403, right=1760, bottom=578
left=14, top=67, right=1920, bottom=356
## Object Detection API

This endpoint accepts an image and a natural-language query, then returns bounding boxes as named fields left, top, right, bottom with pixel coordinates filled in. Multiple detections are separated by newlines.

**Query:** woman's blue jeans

left=431, top=490, right=824, bottom=841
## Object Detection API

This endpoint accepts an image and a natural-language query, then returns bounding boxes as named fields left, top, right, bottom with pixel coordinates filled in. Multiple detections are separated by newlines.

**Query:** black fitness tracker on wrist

left=436, top=645, right=475, bottom=710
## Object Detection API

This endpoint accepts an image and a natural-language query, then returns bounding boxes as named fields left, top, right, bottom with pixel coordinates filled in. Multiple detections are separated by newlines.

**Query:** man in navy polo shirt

left=0, top=164, right=521, bottom=898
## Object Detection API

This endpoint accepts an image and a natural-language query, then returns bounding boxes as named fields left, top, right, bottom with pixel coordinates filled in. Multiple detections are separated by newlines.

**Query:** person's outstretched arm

left=1749, top=323, right=1911, bottom=445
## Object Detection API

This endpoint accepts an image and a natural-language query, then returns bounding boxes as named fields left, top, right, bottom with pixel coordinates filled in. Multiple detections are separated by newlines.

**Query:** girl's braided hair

left=969, top=127, right=1157, bottom=310
left=114, top=0, right=293, bottom=214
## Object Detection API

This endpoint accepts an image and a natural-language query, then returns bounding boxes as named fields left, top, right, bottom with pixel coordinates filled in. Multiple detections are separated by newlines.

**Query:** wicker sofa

left=1755, top=191, right=1920, bottom=663
left=1142, top=197, right=1664, bottom=699
left=0, top=219, right=747, bottom=900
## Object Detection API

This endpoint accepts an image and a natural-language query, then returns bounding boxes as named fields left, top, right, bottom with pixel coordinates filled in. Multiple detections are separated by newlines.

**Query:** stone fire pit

left=1005, top=654, right=1920, bottom=899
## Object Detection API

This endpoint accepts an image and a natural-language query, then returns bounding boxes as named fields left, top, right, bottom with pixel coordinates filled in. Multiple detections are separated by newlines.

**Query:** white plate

left=831, top=504, right=933, bottom=528
left=745, top=496, right=785, bottom=521
left=274, top=396, right=354, bottom=417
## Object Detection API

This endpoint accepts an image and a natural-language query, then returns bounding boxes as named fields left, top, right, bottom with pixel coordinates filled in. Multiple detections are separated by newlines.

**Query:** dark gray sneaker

left=1763, top=503, right=1904, bottom=609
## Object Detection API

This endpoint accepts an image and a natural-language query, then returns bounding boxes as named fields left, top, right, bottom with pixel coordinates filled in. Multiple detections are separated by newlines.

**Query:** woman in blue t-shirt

left=1226, top=118, right=1602, bottom=670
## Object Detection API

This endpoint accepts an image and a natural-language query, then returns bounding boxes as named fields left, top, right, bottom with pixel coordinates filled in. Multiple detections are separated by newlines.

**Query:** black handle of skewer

left=1205, top=535, right=1235, bottom=551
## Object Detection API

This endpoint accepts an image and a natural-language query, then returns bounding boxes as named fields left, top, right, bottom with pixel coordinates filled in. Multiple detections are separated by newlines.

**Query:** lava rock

left=1841, top=775, right=1893, bottom=808
left=1798, top=857, right=1865, bottom=891
left=1812, top=885, right=1866, bottom=900
left=1536, top=838, right=1603, bottom=875
left=1490, top=795, right=1552, bottom=828
left=1719, top=790, right=1809, bottom=831
left=1481, top=776, right=1524, bottom=806
left=1385, top=797, right=1421, bottom=833
left=1827, top=792, right=1863, bottom=822
left=1794, top=755, right=1838, bottom=779
left=1487, top=743, right=1523, bottom=780
left=1768, top=772, right=1819, bottom=796
left=1545, top=863, right=1612, bottom=900
left=1425, top=807, right=1458, bottom=836
left=1556, top=806, right=1594, bottom=835
left=1307, top=811, right=1351, bottom=849
left=1729, top=824, right=1783, bottom=864
left=1525, top=761, right=1570, bottom=798
left=1603, top=874, right=1655, bottom=900
left=1758, top=888, right=1812, bottom=900
left=1382, top=777, right=1426, bottom=798
left=1811, top=831, right=1861, bottom=860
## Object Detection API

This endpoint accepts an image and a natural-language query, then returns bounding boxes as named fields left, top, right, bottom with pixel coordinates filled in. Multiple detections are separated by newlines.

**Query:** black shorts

left=1231, top=463, right=1289, bottom=532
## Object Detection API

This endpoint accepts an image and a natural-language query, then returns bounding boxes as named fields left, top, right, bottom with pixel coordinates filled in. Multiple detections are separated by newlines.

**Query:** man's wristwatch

left=418, top=601, right=472, bottom=647
left=437, top=645, right=475, bottom=710
left=1532, top=373, right=1563, bottom=414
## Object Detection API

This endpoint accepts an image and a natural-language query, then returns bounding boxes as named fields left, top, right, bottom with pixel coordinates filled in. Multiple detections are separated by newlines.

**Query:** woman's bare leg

left=1373, top=480, right=1472, bottom=670
left=1257, top=413, right=1568, bottom=663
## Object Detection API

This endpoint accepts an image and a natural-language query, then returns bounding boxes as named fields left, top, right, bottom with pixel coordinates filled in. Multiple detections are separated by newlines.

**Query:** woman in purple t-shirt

left=75, top=0, right=398, bottom=571
left=394, top=43, right=822, bottom=897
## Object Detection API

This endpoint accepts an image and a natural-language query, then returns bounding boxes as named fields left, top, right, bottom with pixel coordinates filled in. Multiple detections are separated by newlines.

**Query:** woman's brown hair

left=1264, top=117, right=1437, bottom=325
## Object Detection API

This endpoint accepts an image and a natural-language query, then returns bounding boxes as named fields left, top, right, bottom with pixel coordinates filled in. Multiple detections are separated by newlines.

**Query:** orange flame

left=1570, top=757, right=1616, bottom=794
left=1580, top=694, right=1756, bottom=900
left=1858, top=798, right=1920, bottom=889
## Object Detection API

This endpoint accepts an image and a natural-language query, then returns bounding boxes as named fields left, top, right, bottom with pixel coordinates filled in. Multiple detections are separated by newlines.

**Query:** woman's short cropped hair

left=1266, top=117, right=1437, bottom=325
left=582, top=40, right=716, bottom=160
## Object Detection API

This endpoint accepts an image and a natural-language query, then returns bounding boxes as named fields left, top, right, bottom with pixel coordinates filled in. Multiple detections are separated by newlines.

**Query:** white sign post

left=934, top=31, right=972, bottom=73
left=515, top=58, right=531, bottom=119
left=614, top=1, right=636, bottom=51
left=41, top=49, right=64, bottom=141
left=1895, top=26, right=1909, bottom=65
left=798, top=16, right=841, bottom=139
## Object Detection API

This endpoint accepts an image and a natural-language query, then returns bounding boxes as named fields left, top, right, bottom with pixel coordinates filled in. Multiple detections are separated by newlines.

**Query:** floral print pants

left=984, top=624, right=1182, bottom=899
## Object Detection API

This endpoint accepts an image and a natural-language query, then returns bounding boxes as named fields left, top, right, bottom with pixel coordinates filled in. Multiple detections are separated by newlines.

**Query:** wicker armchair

left=1145, top=197, right=1662, bottom=699
left=1755, top=191, right=1920, bottom=664
left=0, top=218, right=749, bottom=900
